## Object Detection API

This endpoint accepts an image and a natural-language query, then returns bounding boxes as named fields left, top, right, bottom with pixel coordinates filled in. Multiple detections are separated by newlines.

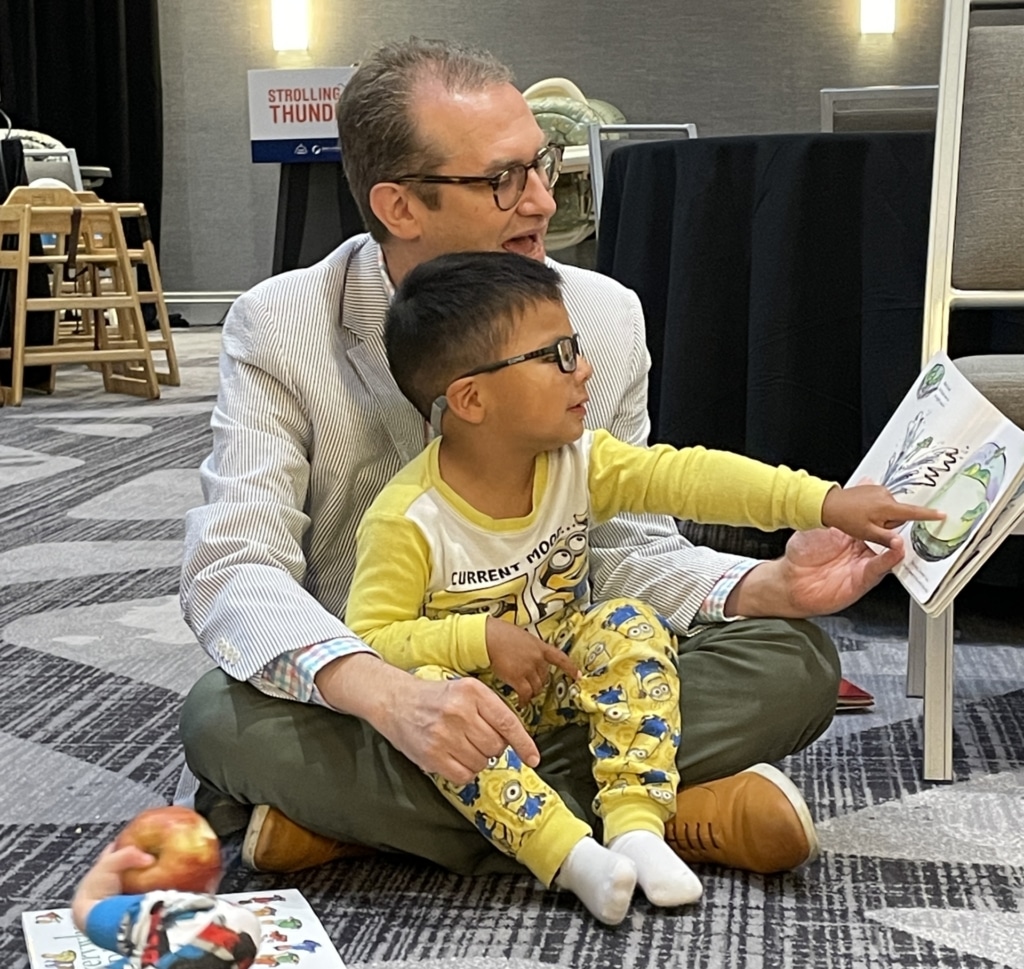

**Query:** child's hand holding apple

left=72, top=805, right=223, bottom=931
left=113, top=805, right=223, bottom=895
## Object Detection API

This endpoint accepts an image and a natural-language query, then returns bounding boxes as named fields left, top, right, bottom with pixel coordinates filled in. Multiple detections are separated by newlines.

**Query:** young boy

left=345, top=251, right=939, bottom=925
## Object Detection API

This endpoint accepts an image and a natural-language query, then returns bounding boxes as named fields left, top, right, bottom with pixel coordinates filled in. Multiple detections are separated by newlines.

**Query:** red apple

left=114, top=805, right=222, bottom=894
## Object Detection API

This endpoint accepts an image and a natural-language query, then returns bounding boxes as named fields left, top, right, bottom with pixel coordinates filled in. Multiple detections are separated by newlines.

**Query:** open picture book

left=22, top=887, right=346, bottom=968
left=848, top=351, right=1024, bottom=615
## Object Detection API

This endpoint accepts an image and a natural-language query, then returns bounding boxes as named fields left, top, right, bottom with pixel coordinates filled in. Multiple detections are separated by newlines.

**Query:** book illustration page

left=875, top=409, right=960, bottom=499
left=848, top=353, right=1024, bottom=606
left=22, top=888, right=345, bottom=969
left=928, top=476, right=1024, bottom=615
left=221, top=889, right=345, bottom=967
left=908, top=442, right=1005, bottom=562
left=21, top=908, right=121, bottom=968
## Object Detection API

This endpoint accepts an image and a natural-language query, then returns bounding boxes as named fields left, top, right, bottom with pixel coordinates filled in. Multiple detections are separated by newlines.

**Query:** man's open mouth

left=501, top=232, right=544, bottom=258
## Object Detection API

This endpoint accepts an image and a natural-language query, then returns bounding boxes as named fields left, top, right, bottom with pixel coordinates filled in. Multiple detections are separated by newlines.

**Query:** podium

left=248, top=66, right=362, bottom=275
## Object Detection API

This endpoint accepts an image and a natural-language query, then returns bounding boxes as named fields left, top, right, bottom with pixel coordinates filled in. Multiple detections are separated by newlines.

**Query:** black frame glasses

left=394, top=144, right=564, bottom=211
left=459, top=333, right=581, bottom=379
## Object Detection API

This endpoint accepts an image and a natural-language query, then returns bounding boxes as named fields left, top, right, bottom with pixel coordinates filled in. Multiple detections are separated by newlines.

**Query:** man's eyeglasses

left=459, top=333, right=581, bottom=379
left=394, top=144, right=563, bottom=211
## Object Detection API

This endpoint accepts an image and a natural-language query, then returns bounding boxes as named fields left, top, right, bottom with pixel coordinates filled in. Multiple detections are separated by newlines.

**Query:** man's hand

left=821, top=483, right=943, bottom=547
left=382, top=675, right=543, bottom=784
left=72, top=843, right=156, bottom=931
left=315, top=653, right=542, bottom=785
left=727, top=527, right=906, bottom=619
left=486, top=617, right=580, bottom=708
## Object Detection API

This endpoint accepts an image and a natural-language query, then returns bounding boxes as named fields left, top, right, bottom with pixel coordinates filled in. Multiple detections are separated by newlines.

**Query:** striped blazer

left=181, top=235, right=745, bottom=681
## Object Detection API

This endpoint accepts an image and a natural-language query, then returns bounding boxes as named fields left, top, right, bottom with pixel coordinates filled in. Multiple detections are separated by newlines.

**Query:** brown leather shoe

left=241, top=805, right=376, bottom=873
left=665, top=763, right=820, bottom=874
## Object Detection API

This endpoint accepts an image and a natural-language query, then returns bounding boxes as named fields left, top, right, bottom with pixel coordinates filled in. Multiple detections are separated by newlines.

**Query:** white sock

left=554, top=836, right=637, bottom=925
left=609, top=830, right=703, bottom=907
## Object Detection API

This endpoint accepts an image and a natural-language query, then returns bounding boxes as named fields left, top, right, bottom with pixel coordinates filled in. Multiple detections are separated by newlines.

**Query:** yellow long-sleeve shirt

left=345, top=429, right=834, bottom=675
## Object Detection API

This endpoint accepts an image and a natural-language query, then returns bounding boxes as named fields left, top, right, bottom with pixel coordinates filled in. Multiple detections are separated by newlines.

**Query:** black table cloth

left=595, top=131, right=1024, bottom=485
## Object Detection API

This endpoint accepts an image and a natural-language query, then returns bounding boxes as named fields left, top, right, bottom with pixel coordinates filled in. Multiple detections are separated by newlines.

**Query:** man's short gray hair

left=336, top=38, right=515, bottom=243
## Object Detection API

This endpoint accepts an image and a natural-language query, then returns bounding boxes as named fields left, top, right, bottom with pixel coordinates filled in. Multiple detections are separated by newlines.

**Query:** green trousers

left=179, top=617, right=839, bottom=877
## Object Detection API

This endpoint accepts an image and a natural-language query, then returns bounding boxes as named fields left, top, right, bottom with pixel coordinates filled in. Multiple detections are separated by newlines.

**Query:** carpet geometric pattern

left=1, top=330, right=1022, bottom=968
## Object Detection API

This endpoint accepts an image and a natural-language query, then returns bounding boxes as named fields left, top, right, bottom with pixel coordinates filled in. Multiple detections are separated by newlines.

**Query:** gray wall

left=158, top=0, right=945, bottom=299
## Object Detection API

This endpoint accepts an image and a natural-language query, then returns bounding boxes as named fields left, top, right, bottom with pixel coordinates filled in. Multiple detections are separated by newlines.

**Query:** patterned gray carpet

left=1, top=329, right=1023, bottom=969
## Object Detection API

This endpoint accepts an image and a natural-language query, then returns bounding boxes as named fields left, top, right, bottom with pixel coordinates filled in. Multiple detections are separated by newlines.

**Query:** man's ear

left=444, top=377, right=486, bottom=425
left=368, top=182, right=422, bottom=241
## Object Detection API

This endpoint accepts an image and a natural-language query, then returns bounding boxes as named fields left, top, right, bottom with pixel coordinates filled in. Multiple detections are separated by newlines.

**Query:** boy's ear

left=444, top=376, right=486, bottom=425
left=368, top=182, right=422, bottom=241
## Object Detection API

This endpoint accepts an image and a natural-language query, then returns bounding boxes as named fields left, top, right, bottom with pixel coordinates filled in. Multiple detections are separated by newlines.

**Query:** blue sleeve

left=85, top=894, right=145, bottom=954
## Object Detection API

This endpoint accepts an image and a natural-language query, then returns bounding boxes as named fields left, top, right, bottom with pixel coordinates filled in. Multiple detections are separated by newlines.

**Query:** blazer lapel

left=342, top=239, right=425, bottom=464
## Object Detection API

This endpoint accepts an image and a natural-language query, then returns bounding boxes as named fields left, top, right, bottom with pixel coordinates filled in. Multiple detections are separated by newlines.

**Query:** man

left=179, top=38, right=904, bottom=880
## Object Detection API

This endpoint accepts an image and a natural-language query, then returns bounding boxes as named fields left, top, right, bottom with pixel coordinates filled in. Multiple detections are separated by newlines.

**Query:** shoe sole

left=745, top=763, right=821, bottom=868
left=241, top=803, right=270, bottom=871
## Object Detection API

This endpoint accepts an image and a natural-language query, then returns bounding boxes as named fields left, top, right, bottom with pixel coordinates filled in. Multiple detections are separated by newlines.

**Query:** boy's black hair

left=385, top=250, right=563, bottom=419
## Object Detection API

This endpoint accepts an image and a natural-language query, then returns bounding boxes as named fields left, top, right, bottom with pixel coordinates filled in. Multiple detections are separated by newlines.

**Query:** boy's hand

left=72, top=843, right=156, bottom=931
left=821, top=483, right=944, bottom=547
left=486, top=618, right=580, bottom=707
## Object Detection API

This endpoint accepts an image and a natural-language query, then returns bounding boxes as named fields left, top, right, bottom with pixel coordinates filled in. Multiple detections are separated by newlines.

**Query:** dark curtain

left=0, top=0, right=163, bottom=249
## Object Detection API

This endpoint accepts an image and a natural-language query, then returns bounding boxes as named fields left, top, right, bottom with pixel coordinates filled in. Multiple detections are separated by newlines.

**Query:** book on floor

left=847, top=351, right=1024, bottom=615
left=22, top=886, right=346, bottom=968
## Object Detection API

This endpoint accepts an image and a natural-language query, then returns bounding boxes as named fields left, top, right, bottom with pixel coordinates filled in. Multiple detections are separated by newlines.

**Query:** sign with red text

left=248, top=66, right=356, bottom=163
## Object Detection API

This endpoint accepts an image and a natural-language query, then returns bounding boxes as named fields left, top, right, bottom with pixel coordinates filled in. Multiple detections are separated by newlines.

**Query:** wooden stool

left=0, top=186, right=160, bottom=405
left=77, top=190, right=180, bottom=386
left=0, top=204, right=32, bottom=401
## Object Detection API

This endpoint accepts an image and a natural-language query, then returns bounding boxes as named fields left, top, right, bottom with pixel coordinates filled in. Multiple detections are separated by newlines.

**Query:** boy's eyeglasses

left=394, top=144, right=563, bottom=211
left=459, top=333, right=581, bottom=379
left=429, top=333, right=583, bottom=436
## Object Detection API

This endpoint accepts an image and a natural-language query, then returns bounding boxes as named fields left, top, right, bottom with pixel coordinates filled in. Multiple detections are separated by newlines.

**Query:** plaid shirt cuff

left=696, top=558, right=760, bottom=624
left=258, top=637, right=378, bottom=706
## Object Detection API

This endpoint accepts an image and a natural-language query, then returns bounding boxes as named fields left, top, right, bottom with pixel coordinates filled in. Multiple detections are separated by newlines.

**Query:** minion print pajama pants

left=413, top=597, right=681, bottom=886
